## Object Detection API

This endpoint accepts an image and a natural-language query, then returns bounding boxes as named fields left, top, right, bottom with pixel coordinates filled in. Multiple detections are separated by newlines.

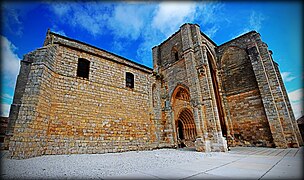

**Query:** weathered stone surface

left=6, top=23, right=301, bottom=159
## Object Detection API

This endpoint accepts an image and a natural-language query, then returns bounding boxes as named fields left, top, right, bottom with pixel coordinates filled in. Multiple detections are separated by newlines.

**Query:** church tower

left=151, top=23, right=228, bottom=152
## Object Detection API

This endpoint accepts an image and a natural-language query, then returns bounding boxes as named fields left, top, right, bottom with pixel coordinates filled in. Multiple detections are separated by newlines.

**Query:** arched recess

left=220, top=46, right=258, bottom=94
left=206, top=50, right=227, bottom=137
left=171, top=84, right=191, bottom=109
left=152, top=83, right=157, bottom=107
left=171, top=85, right=197, bottom=147
left=220, top=46, right=274, bottom=147
left=176, top=108, right=197, bottom=142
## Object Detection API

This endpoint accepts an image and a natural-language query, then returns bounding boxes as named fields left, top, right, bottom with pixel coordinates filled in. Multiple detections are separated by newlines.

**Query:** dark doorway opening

left=177, top=120, right=184, bottom=140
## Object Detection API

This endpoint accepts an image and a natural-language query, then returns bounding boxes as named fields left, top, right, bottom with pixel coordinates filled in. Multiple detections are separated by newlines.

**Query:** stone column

left=181, top=24, right=226, bottom=152
left=190, top=25, right=211, bottom=146
left=152, top=45, right=164, bottom=147
left=180, top=24, right=204, bottom=136
left=152, top=46, right=160, bottom=73
left=193, top=107, right=203, bottom=138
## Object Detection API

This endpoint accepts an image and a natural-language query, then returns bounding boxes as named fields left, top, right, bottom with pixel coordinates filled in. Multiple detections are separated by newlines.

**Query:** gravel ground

left=1, top=148, right=220, bottom=179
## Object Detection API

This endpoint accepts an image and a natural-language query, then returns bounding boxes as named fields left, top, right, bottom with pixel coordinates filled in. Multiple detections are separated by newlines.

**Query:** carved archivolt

left=175, top=88, right=190, bottom=101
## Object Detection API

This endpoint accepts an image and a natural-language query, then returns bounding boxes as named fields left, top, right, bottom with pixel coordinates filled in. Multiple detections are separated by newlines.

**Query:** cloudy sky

left=1, top=1, right=303, bottom=118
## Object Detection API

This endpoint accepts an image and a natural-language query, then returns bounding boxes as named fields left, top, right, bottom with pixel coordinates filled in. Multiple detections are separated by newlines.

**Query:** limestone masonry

left=6, top=23, right=303, bottom=159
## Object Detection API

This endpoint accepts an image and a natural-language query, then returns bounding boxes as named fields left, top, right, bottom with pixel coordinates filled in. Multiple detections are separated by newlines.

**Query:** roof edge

left=46, top=31, right=153, bottom=72
left=218, top=30, right=258, bottom=47
left=200, top=31, right=217, bottom=47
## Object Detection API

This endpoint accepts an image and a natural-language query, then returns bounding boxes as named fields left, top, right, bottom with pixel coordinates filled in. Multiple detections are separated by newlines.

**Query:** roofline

left=185, top=22, right=217, bottom=47
left=153, top=23, right=217, bottom=49
left=48, top=31, right=153, bottom=72
left=218, top=30, right=258, bottom=47
left=200, top=31, right=217, bottom=46
left=153, top=29, right=181, bottom=49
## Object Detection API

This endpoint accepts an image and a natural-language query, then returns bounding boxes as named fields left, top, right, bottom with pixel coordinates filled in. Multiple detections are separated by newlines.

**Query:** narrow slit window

left=126, top=72, right=134, bottom=89
left=77, top=58, right=90, bottom=79
left=171, top=46, right=179, bottom=62
left=174, top=52, right=179, bottom=61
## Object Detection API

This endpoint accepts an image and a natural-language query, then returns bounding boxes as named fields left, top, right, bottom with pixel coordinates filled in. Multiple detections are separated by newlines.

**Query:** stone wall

left=217, top=31, right=302, bottom=148
left=9, top=45, right=58, bottom=158
left=226, top=90, right=274, bottom=147
left=152, top=30, right=185, bottom=147
left=218, top=44, right=274, bottom=147
left=8, top=32, right=155, bottom=159
left=46, top=44, right=155, bottom=155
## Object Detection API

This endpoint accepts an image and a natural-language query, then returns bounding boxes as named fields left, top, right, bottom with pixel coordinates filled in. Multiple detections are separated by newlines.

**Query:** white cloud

left=137, top=2, right=224, bottom=67
left=204, top=25, right=219, bottom=38
left=108, top=4, right=153, bottom=40
left=1, top=94, right=13, bottom=101
left=2, top=4, right=23, bottom=36
left=136, top=29, right=162, bottom=67
left=51, top=25, right=66, bottom=36
left=1, top=36, right=21, bottom=84
left=0, top=104, right=10, bottom=117
left=195, top=2, right=224, bottom=26
left=1, top=36, right=20, bottom=113
left=49, top=2, right=112, bottom=36
left=111, top=41, right=124, bottom=53
left=281, top=72, right=296, bottom=83
left=51, top=2, right=72, bottom=17
left=152, top=2, right=196, bottom=37
left=52, top=29, right=66, bottom=36
left=249, top=11, right=265, bottom=32
left=288, top=88, right=304, bottom=119
left=232, top=10, right=265, bottom=38
left=288, top=88, right=303, bottom=102
left=48, top=2, right=225, bottom=67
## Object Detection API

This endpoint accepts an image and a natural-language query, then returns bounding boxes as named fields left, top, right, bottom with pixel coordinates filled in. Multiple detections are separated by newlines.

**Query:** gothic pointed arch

left=170, top=84, right=190, bottom=104
left=220, top=46, right=247, bottom=69
left=171, top=85, right=197, bottom=147
left=220, top=46, right=258, bottom=94
left=152, top=83, right=157, bottom=107
left=206, top=48, right=227, bottom=137
left=176, top=108, right=197, bottom=147
left=205, top=47, right=218, bottom=70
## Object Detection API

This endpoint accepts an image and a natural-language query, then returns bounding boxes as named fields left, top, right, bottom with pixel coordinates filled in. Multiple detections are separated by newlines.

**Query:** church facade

left=7, top=23, right=302, bottom=159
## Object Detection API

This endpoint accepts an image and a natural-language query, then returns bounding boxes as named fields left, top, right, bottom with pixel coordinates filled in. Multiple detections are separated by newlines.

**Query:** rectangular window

left=126, top=72, right=134, bottom=88
left=77, top=58, right=90, bottom=79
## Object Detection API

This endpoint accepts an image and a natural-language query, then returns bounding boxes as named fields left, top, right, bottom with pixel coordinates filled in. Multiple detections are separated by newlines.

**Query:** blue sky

left=1, top=1, right=303, bottom=118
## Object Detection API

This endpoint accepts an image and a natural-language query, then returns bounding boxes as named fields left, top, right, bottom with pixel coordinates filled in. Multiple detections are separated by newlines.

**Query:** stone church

left=6, top=23, right=302, bottom=159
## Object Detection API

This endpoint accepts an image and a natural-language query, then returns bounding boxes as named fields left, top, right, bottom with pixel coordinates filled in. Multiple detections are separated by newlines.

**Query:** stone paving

left=185, top=147, right=303, bottom=180
left=1, top=147, right=303, bottom=179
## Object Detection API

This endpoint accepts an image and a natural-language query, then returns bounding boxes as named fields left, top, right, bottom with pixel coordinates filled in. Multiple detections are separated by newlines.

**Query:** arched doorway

left=176, top=108, right=197, bottom=148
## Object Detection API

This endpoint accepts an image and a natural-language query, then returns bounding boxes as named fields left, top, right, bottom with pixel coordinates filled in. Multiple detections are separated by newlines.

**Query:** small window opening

left=77, top=58, right=90, bottom=79
left=174, top=52, right=179, bottom=61
left=126, top=72, right=134, bottom=88
left=171, top=46, right=179, bottom=62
